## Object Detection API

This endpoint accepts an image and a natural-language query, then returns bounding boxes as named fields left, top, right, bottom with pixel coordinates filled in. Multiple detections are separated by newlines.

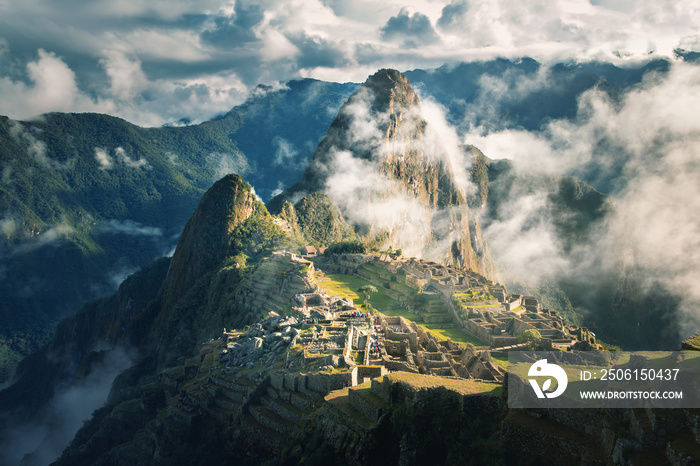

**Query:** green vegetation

left=358, top=285, right=378, bottom=310
left=515, top=329, right=542, bottom=345
left=294, top=193, right=356, bottom=246
left=228, top=203, right=288, bottom=266
left=323, top=240, right=367, bottom=255
left=417, top=324, right=488, bottom=347
left=322, top=274, right=399, bottom=308
left=490, top=353, right=509, bottom=369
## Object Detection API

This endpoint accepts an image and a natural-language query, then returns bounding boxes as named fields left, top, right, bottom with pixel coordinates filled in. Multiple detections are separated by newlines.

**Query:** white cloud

left=207, top=151, right=250, bottom=181
left=0, top=50, right=108, bottom=120
left=99, top=219, right=163, bottom=236
left=114, top=146, right=150, bottom=169
left=8, top=120, right=75, bottom=170
left=100, top=50, right=148, bottom=100
left=468, top=60, right=700, bottom=340
left=273, top=136, right=300, bottom=166
left=0, top=1, right=697, bottom=126
left=0, top=216, right=17, bottom=238
left=94, top=147, right=113, bottom=170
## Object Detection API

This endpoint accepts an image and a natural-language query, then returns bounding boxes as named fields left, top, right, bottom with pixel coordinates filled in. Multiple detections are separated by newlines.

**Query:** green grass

left=377, top=307, right=417, bottom=322
left=387, top=372, right=501, bottom=396
left=490, top=353, right=509, bottom=369
left=686, top=335, right=700, bottom=348
left=323, top=274, right=400, bottom=308
left=418, top=324, right=488, bottom=347
left=353, top=351, right=365, bottom=365
left=389, top=281, right=415, bottom=294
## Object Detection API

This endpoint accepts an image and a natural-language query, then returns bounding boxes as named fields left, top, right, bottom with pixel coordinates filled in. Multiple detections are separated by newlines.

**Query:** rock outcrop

left=269, top=69, right=494, bottom=278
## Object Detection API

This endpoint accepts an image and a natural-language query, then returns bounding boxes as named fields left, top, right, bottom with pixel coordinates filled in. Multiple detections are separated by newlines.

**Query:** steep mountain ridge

left=161, top=174, right=258, bottom=310
left=270, top=69, right=493, bottom=277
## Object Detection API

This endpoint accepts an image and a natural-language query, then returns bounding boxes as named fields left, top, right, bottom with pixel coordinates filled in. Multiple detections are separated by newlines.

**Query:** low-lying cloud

left=464, top=60, right=700, bottom=342
left=94, top=147, right=150, bottom=170
left=99, top=219, right=163, bottom=237
left=0, top=346, right=134, bottom=466
left=8, top=120, right=75, bottom=171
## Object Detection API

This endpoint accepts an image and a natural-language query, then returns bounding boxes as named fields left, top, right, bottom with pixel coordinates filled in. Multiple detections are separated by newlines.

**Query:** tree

left=358, top=285, right=377, bottom=311
left=515, top=329, right=542, bottom=346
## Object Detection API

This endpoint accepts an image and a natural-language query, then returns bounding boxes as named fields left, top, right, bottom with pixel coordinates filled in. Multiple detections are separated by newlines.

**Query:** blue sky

left=0, top=0, right=698, bottom=126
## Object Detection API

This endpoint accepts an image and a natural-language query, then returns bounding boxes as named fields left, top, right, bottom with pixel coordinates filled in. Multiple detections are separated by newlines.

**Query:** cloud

left=0, top=217, right=18, bottom=239
left=200, top=2, right=263, bottom=46
left=100, top=50, right=148, bottom=100
left=94, top=148, right=113, bottom=170
left=207, top=151, right=250, bottom=182
left=380, top=8, right=440, bottom=48
left=0, top=50, right=105, bottom=120
left=1, top=1, right=698, bottom=125
left=288, top=32, right=352, bottom=70
left=106, top=263, right=140, bottom=289
left=8, top=120, right=75, bottom=170
left=437, top=0, right=468, bottom=31
left=273, top=136, right=300, bottom=166
left=114, top=146, right=150, bottom=169
left=466, top=60, right=700, bottom=341
left=2, top=222, right=74, bottom=258
left=99, top=219, right=163, bottom=237
left=0, top=346, right=134, bottom=465
left=310, top=81, right=484, bottom=263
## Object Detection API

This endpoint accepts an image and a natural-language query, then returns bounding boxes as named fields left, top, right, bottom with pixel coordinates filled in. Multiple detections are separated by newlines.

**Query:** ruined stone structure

left=315, top=253, right=583, bottom=350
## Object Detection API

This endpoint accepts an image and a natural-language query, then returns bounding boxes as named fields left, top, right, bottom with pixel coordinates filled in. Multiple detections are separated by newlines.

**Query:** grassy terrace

left=385, top=372, right=502, bottom=396
left=390, top=281, right=415, bottom=294
left=321, top=272, right=489, bottom=348
left=321, top=273, right=400, bottom=308
left=417, top=324, right=488, bottom=347
left=362, top=263, right=389, bottom=275
left=490, top=353, right=509, bottom=369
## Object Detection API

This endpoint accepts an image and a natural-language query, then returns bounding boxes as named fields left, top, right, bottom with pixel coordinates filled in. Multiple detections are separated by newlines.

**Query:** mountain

left=0, top=79, right=357, bottom=384
left=0, top=174, right=289, bottom=464
left=270, top=69, right=494, bottom=277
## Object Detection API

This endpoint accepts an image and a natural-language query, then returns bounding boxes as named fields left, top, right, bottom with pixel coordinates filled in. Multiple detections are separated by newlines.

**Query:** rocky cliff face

left=270, top=69, right=494, bottom=277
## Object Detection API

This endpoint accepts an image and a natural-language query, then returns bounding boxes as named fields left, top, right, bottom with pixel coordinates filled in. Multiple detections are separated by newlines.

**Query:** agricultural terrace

left=319, top=272, right=488, bottom=347
left=320, top=273, right=400, bottom=308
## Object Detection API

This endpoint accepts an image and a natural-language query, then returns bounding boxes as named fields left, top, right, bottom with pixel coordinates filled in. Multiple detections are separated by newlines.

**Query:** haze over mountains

left=1, top=56, right=700, bottom=463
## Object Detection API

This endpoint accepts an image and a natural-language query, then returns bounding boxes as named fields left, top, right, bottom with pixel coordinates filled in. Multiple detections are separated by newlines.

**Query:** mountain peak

left=162, top=173, right=258, bottom=308
left=362, top=68, right=418, bottom=113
